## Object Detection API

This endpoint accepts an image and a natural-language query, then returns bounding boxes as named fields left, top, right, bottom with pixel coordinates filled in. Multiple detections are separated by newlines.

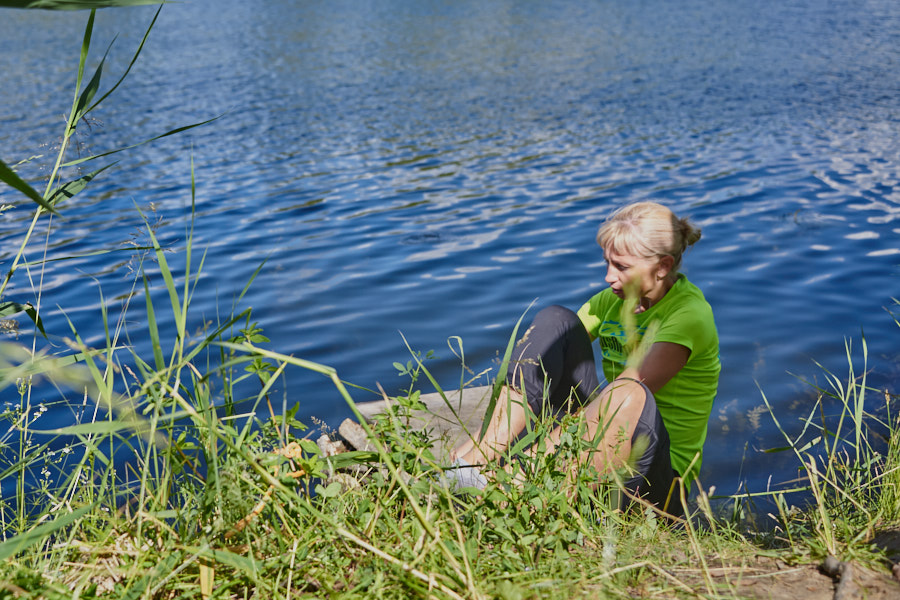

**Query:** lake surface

left=1, top=0, right=899, bottom=512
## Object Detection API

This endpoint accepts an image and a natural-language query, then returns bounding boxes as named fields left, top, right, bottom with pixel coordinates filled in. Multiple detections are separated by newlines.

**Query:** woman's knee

left=531, top=304, right=581, bottom=330
left=508, top=304, right=596, bottom=409
left=513, top=305, right=581, bottom=361
left=592, top=379, right=649, bottom=432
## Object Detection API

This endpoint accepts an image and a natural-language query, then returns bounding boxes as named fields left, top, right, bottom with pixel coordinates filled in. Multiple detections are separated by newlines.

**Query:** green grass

left=0, top=313, right=896, bottom=598
left=1, top=5, right=899, bottom=599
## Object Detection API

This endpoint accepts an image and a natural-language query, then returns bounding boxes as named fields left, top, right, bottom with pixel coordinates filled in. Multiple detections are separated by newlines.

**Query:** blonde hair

left=596, top=202, right=701, bottom=272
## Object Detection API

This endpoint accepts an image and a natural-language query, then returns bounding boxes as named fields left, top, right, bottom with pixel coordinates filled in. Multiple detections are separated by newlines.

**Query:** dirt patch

left=666, top=554, right=900, bottom=600
left=728, top=557, right=896, bottom=600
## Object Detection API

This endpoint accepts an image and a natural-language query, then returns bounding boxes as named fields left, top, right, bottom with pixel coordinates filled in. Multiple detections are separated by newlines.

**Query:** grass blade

left=479, top=302, right=534, bottom=442
left=139, top=210, right=183, bottom=335
left=143, top=274, right=165, bottom=372
left=0, top=158, right=58, bottom=214
left=61, top=115, right=223, bottom=169
left=73, top=37, right=113, bottom=121
left=0, top=505, right=92, bottom=561
left=0, top=301, right=46, bottom=336
left=85, top=6, right=161, bottom=113
left=46, top=162, right=116, bottom=207
left=0, top=1, right=162, bottom=8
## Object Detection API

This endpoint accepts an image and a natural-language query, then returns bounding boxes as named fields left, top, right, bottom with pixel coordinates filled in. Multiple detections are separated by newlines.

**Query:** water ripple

left=1, top=0, right=899, bottom=502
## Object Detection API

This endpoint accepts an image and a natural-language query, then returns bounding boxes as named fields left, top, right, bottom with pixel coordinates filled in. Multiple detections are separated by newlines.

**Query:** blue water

left=1, top=0, right=899, bottom=510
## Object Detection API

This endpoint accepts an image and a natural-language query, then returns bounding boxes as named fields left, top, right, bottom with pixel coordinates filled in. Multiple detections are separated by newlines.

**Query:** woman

left=451, top=201, right=720, bottom=516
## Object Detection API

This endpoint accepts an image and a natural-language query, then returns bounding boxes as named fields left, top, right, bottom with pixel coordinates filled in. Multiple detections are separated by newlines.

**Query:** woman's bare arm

left=621, top=341, right=690, bottom=394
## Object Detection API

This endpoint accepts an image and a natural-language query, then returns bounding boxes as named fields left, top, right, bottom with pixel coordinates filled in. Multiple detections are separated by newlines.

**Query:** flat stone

left=354, top=385, right=493, bottom=459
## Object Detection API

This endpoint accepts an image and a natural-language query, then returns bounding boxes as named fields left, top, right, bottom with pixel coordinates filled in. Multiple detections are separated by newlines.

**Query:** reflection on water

left=0, top=0, right=899, bottom=505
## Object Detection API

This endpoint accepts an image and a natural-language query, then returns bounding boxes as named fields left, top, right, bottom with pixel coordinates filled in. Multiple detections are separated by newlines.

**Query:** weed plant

left=755, top=306, right=900, bottom=562
left=0, top=4, right=898, bottom=599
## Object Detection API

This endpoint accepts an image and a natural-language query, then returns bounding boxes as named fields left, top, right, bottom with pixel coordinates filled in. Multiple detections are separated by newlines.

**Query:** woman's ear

left=658, top=255, right=675, bottom=278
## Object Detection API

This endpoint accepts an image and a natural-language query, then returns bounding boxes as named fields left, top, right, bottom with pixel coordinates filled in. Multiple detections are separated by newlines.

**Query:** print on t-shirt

left=597, top=320, right=648, bottom=365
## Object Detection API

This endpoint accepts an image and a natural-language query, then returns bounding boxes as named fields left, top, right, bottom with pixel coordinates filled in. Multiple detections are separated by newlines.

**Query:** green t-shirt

left=576, top=274, right=720, bottom=484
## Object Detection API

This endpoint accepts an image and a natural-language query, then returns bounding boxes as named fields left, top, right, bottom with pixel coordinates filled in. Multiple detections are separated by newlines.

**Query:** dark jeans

left=507, top=305, right=682, bottom=516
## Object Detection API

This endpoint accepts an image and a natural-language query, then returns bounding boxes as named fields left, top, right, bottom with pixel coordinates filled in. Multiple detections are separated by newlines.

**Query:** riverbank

left=2, top=229, right=895, bottom=599
left=0, top=226, right=897, bottom=598
left=1, top=368, right=898, bottom=599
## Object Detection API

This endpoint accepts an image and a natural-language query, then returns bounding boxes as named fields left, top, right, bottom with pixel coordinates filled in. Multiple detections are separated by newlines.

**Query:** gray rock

left=339, top=418, right=374, bottom=452
left=316, top=434, right=348, bottom=457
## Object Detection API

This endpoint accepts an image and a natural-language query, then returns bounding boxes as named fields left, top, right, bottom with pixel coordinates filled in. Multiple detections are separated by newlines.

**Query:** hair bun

left=681, top=218, right=702, bottom=248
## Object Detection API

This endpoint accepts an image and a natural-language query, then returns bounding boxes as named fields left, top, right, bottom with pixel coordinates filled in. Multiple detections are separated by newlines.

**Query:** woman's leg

left=510, top=305, right=602, bottom=415
left=449, top=306, right=679, bottom=512
left=540, top=377, right=681, bottom=516
left=542, top=377, right=647, bottom=471
left=453, top=385, right=530, bottom=464
left=620, top=385, right=681, bottom=516
left=453, top=305, right=601, bottom=465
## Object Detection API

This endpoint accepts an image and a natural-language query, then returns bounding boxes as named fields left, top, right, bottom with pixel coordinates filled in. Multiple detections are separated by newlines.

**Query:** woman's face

left=603, top=247, right=669, bottom=302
